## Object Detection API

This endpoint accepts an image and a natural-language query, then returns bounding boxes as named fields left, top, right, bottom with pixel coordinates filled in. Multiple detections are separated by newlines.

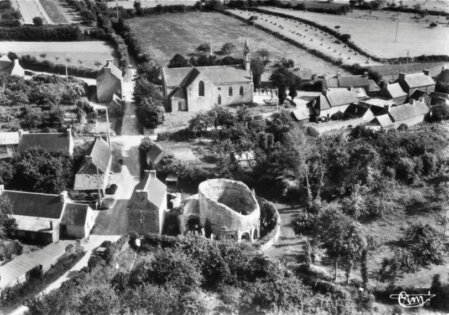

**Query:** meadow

left=127, top=11, right=347, bottom=76
left=263, top=7, right=449, bottom=58
left=0, top=41, right=117, bottom=69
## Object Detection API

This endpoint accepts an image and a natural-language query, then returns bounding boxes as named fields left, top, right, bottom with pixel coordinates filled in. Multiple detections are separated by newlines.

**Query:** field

left=370, top=61, right=449, bottom=81
left=108, top=0, right=198, bottom=9
left=230, top=9, right=378, bottom=66
left=127, top=12, right=347, bottom=77
left=10, top=0, right=52, bottom=24
left=0, top=41, right=117, bottom=69
left=262, top=7, right=449, bottom=58
left=39, top=0, right=69, bottom=24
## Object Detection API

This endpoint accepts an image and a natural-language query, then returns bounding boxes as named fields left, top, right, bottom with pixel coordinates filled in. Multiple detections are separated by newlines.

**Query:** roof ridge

left=3, top=189, right=59, bottom=197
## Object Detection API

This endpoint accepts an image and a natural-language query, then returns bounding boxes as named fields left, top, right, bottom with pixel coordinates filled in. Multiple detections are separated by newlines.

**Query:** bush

left=0, top=25, right=82, bottom=41
left=395, top=157, right=416, bottom=183
left=32, top=17, right=43, bottom=26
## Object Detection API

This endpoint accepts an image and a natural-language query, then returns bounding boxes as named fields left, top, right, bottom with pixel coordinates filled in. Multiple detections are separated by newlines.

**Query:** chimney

left=145, top=169, right=157, bottom=179
left=14, top=59, right=20, bottom=66
left=410, top=99, right=416, bottom=105
left=18, top=129, right=23, bottom=139
left=66, top=127, right=72, bottom=136
left=399, top=73, right=406, bottom=81
left=60, top=190, right=68, bottom=203
left=49, top=221, right=53, bottom=230
left=442, top=66, right=447, bottom=71
left=423, top=69, right=430, bottom=76
left=0, top=184, right=4, bottom=195
left=323, top=89, right=329, bottom=96
left=106, top=59, right=113, bottom=67
left=419, top=97, right=425, bottom=103
left=381, top=81, right=388, bottom=88
left=363, top=71, right=369, bottom=77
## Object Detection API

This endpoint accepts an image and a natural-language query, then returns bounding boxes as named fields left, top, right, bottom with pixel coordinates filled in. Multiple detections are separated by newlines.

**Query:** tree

left=403, top=223, right=445, bottom=267
left=317, top=208, right=367, bottom=282
left=134, top=1, right=143, bottom=15
left=168, top=54, right=190, bottom=68
left=136, top=98, right=165, bottom=129
left=250, top=57, right=265, bottom=88
left=270, top=66, right=299, bottom=104
left=256, top=49, right=270, bottom=62
left=196, top=43, right=211, bottom=54
left=0, top=195, right=17, bottom=239
left=221, top=42, right=236, bottom=55
left=33, top=16, right=43, bottom=26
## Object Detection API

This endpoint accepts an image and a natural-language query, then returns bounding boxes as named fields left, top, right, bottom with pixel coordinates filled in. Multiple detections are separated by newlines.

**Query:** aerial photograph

left=0, top=0, right=448, bottom=314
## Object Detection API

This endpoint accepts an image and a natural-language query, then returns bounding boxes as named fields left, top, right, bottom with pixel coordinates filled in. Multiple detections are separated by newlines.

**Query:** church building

left=162, top=41, right=254, bottom=112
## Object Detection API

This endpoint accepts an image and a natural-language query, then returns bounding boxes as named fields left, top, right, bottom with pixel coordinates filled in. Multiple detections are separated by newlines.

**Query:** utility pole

left=394, top=18, right=399, bottom=43
left=105, top=107, right=111, bottom=149
left=65, top=54, right=68, bottom=81
left=116, top=0, right=119, bottom=20
left=209, top=36, right=213, bottom=55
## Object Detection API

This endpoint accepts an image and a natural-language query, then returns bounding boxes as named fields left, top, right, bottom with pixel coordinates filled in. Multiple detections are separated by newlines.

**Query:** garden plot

left=0, top=41, right=117, bottom=70
left=230, top=9, right=378, bottom=66
left=260, top=7, right=449, bottom=59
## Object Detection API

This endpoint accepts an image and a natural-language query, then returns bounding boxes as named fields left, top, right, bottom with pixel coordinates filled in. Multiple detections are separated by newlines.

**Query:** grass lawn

left=0, top=41, right=117, bottom=70
left=39, top=0, right=69, bottom=24
left=127, top=11, right=347, bottom=75
left=263, top=7, right=449, bottom=58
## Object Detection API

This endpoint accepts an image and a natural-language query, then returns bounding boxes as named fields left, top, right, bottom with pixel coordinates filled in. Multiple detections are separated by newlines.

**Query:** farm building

left=0, top=55, right=24, bottom=77
left=96, top=60, right=123, bottom=103
left=18, top=129, right=74, bottom=156
left=128, top=170, right=167, bottom=235
left=307, top=88, right=358, bottom=120
left=368, top=100, right=429, bottom=129
left=0, top=187, right=90, bottom=244
left=74, top=137, right=112, bottom=194
left=379, top=82, right=408, bottom=105
left=162, top=42, right=253, bottom=112
left=397, top=71, right=435, bottom=97
left=60, top=203, right=96, bottom=239
left=321, top=73, right=379, bottom=96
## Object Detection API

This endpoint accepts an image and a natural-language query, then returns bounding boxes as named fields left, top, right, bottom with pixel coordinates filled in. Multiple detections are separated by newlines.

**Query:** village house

left=162, top=42, right=253, bottom=112
left=128, top=170, right=167, bottom=235
left=307, top=88, right=358, bottom=120
left=0, top=186, right=95, bottom=244
left=96, top=59, right=123, bottom=103
left=0, top=55, right=24, bottom=77
left=74, top=137, right=112, bottom=195
left=368, top=100, right=429, bottom=129
left=379, top=82, right=408, bottom=105
left=18, top=129, right=74, bottom=156
left=60, top=203, right=96, bottom=239
left=343, top=103, right=375, bottom=122
left=359, top=98, right=396, bottom=115
left=145, top=142, right=165, bottom=170
left=397, top=70, right=435, bottom=97
left=321, top=72, right=380, bottom=96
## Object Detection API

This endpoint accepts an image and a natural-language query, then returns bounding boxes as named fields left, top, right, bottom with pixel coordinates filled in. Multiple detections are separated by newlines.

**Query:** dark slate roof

left=325, top=74, right=370, bottom=89
left=372, top=114, right=394, bottom=128
left=96, top=60, right=122, bottom=81
left=388, top=101, right=429, bottom=122
left=18, top=132, right=71, bottom=154
left=163, top=65, right=252, bottom=88
left=134, top=171, right=166, bottom=209
left=344, top=104, right=371, bottom=118
left=61, top=203, right=89, bottom=226
left=78, top=137, right=111, bottom=174
left=400, top=73, right=435, bottom=88
left=0, top=55, right=13, bottom=75
left=385, top=83, right=407, bottom=99
left=3, top=190, right=64, bottom=219
left=437, top=68, right=449, bottom=84
left=368, top=80, right=381, bottom=92
left=147, top=143, right=164, bottom=164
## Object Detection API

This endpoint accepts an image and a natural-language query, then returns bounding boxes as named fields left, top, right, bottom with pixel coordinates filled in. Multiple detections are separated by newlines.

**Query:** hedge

left=19, top=55, right=98, bottom=78
left=0, top=25, right=83, bottom=41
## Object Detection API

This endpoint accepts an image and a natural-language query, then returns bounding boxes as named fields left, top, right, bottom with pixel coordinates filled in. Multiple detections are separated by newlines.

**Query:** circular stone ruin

left=198, top=179, right=260, bottom=242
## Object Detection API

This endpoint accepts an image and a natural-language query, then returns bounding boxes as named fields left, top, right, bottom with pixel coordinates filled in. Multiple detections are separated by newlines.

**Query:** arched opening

left=239, top=86, right=244, bottom=96
left=241, top=232, right=251, bottom=242
left=218, top=95, right=222, bottom=105
left=198, top=81, right=205, bottom=96
left=186, top=216, right=201, bottom=234
left=228, top=87, right=233, bottom=96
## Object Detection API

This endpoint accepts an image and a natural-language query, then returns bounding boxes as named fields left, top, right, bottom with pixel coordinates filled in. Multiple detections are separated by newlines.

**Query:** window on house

left=218, top=95, right=222, bottom=105
left=239, top=86, right=244, bottom=96
left=229, top=87, right=233, bottom=96
left=199, top=81, right=205, bottom=96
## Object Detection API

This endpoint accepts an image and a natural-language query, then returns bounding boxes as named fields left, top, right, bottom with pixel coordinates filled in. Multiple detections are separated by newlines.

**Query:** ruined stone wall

left=198, top=179, right=260, bottom=239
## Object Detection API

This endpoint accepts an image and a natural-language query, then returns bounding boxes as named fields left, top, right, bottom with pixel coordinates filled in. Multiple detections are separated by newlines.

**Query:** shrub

left=395, top=157, right=416, bottom=183
left=32, top=17, right=43, bottom=26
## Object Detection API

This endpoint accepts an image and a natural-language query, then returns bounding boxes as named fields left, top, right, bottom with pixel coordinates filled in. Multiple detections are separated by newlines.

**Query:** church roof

left=163, top=65, right=252, bottom=88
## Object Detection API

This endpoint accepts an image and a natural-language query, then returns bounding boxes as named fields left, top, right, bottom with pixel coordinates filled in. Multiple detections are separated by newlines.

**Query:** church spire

left=243, top=39, right=250, bottom=72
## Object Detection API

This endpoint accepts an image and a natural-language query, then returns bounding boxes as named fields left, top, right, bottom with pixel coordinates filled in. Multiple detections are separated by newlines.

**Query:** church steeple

left=243, top=39, right=250, bottom=72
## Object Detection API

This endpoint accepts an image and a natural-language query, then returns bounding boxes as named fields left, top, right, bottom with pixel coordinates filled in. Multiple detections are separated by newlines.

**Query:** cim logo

left=389, top=291, right=435, bottom=308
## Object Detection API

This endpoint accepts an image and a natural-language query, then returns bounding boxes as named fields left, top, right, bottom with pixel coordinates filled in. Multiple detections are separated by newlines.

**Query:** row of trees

left=26, top=235, right=366, bottom=314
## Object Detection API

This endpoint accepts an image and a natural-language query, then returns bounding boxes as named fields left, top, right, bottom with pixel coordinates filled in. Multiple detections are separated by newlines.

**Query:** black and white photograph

left=0, top=0, right=448, bottom=314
